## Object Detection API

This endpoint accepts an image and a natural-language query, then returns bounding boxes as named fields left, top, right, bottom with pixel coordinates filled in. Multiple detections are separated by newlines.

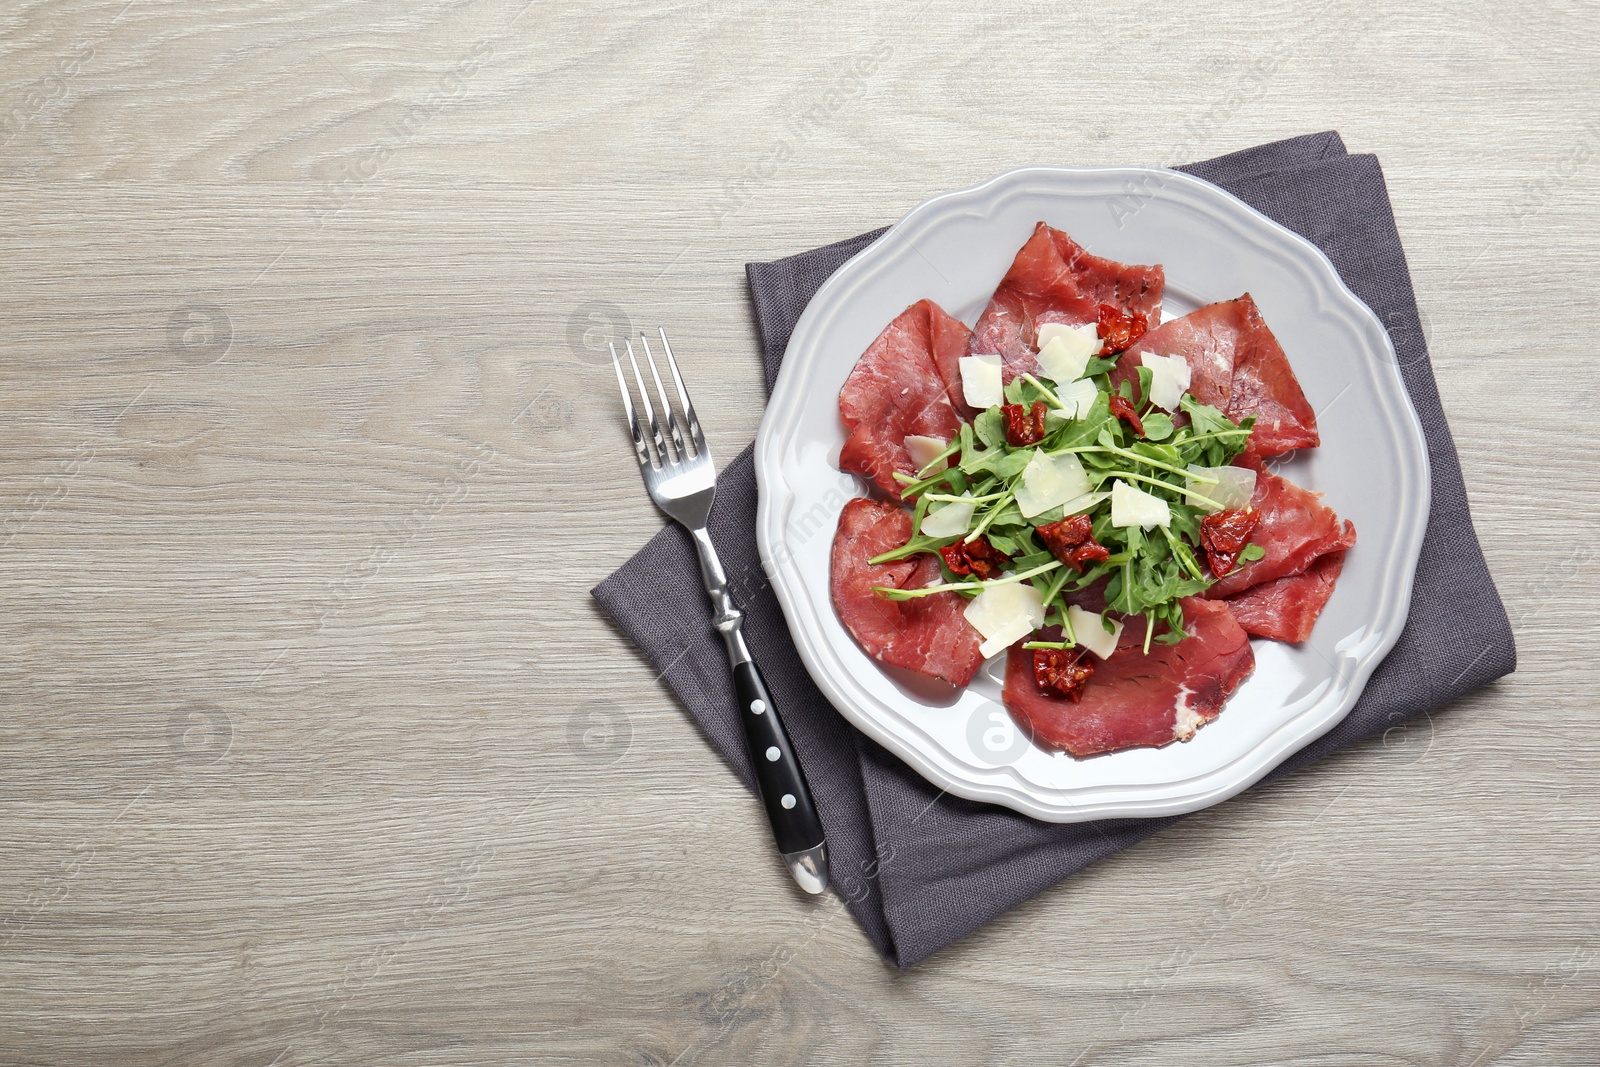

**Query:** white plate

left=754, top=167, right=1430, bottom=823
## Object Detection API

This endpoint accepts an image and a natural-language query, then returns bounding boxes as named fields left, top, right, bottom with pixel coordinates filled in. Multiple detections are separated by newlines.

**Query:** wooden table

left=2, top=2, right=1594, bottom=1063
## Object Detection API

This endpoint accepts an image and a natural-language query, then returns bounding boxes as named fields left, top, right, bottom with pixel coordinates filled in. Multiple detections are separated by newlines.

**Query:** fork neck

left=690, top=526, right=753, bottom=667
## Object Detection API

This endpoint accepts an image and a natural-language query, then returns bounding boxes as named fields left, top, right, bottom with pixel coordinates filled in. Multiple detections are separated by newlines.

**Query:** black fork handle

left=733, top=660, right=827, bottom=865
left=688, top=526, right=828, bottom=893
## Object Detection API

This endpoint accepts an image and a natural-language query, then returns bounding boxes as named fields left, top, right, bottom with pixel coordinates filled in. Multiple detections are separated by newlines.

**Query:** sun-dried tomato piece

left=1096, top=303, right=1149, bottom=356
left=1200, top=507, right=1261, bottom=576
left=1108, top=395, right=1145, bottom=436
left=1036, top=514, right=1092, bottom=554
left=1002, top=400, right=1049, bottom=447
left=1036, top=514, right=1110, bottom=571
left=1067, top=540, right=1110, bottom=569
left=1033, top=646, right=1095, bottom=701
left=939, top=535, right=1012, bottom=580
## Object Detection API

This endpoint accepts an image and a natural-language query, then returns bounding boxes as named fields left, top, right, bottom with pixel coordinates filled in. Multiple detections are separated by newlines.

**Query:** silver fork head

left=611, top=329, right=716, bottom=529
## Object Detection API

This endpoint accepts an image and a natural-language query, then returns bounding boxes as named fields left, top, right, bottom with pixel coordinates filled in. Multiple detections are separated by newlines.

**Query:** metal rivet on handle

left=750, top=700, right=766, bottom=715
left=780, top=794, right=796, bottom=809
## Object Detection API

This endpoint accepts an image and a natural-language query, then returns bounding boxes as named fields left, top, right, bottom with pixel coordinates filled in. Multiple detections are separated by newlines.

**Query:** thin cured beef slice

left=1118, top=299, right=1242, bottom=412
left=1205, top=459, right=1357, bottom=599
left=1002, top=598, right=1254, bottom=758
left=830, top=498, right=920, bottom=654
left=968, top=222, right=1164, bottom=381
left=830, top=498, right=985, bottom=688
left=1224, top=549, right=1347, bottom=643
left=1223, top=295, right=1319, bottom=456
left=1119, top=295, right=1317, bottom=457
left=838, top=300, right=971, bottom=499
left=924, top=298, right=975, bottom=414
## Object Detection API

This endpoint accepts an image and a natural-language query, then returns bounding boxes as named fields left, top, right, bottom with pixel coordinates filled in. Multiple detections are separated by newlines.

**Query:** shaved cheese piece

left=1185, top=464, right=1257, bottom=513
left=1110, top=480, right=1171, bottom=529
left=1066, top=605, right=1123, bottom=660
left=964, top=582, right=1046, bottom=659
left=904, top=434, right=949, bottom=475
left=1015, top=450, right=1092, bottom=519
left=1172, top=688, right=1204, bottom=739
left=1036, top=337, right=1088, bottom=383
left=919, top=493, right=975, bottom=538
left=1036, top=321, right=1102, bottom=356
left=1035, top=323, right=1101, bottom=382
left=960, top=354, right=1003, bottom=409
left=1052, top=378, right=1098, bottom=419
left=1140, top=352, right=1191, bottom=412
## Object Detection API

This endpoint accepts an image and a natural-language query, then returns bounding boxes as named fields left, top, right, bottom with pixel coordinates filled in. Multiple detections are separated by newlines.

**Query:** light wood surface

left=2, top=1, right=1596, bottom=1064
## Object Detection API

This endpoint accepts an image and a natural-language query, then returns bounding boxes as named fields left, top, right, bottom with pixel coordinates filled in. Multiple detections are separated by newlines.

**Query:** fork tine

left=610, top=342, right=651, bottom=470
left=639, top=333, right=689, bottom=461
left=625, top=339, right=669, bottom=467
left=656, top=329, right=705, bottom=454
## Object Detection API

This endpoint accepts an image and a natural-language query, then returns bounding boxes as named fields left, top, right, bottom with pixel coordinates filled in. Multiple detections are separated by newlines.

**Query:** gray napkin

left=592, top=132, right=1515, bottom=967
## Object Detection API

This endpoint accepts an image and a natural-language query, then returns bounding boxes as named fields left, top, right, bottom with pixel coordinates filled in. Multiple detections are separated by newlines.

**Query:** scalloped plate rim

left=754, top=165, right=1430, bottom=822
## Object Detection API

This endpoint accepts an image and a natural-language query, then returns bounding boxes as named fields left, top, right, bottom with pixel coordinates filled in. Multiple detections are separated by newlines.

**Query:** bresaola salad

left=829, top=222, right=1356, bottom=758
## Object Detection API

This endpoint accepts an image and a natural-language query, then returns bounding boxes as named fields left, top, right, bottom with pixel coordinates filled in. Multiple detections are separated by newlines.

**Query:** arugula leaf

left=963, top=444, right=1033, bottom=480
left=986, top=530, right=1018, bottom=556
left=1141, top=412, right=1174, bottom=441
left=1134, top=365, right=1154, bottom=407
left=1131, top=440, right=1184, bottom=470
left=973, top=408, right=1006, bottom=449
left=911, top=488, right=932, bottom=532
left=1051, top=395, right=1110, bottom=449
left=1004, top=375, right=1058, bottom=407
left=897, top=464, right=968, bottom=500
left=1177, top=396, right=1255, bottom=467
left=984, top=499, right=1025, bottom=530
left=1179, top=394, right=1232, bottom=433
left=1011, top=549, right=1054, bottom=571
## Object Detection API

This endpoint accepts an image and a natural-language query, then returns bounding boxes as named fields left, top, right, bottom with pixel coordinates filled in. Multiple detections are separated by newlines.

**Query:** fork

left=610, top=329, right=829, bottom=895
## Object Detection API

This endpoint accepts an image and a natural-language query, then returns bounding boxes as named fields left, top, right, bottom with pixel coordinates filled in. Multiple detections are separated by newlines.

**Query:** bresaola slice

left=1205, top=459, right=1357, bottom=599
left=1115, top=299, right=1240, bottom=412
left=1223, top=549, right=1347, bottom=643
left=1221, top=296, right=1320, bottom=456
left=1119, top=295, right=1319, bottom=457
left=830, top=498, right=985, bottom=687
left=838, top=299, right=972, bottom=499
left=1001, top=599, right=1254, bottom=758
left=968, top=222, right=1164, bottom=381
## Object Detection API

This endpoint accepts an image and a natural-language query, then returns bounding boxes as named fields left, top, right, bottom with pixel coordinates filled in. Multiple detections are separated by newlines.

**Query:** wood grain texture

left=1, top=0, right=1596, bottom=1064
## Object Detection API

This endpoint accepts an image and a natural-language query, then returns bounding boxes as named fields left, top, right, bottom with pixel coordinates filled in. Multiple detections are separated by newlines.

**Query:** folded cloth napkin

left=593, top=132, right=1515, bottom=967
